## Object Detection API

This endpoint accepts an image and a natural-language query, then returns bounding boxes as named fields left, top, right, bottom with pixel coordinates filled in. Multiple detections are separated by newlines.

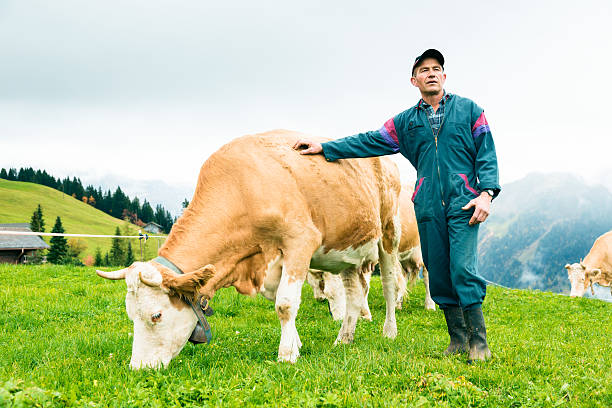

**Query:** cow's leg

left=378, top=240, right=399, bottom=339
left=335, top=268, right=362, bottom=344
left=276, top=236, right=319, bottom=363
left=422, top=266, right=436, bottom=310
left=395, top=264, right=408, bottom=310
left=359, top=265, right=372, bottom=321
left=322, top=272, right=346, bottom=321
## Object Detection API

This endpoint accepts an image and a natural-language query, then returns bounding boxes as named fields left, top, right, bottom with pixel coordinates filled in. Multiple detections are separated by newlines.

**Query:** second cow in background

left=308, top=184, right=435, bottom=321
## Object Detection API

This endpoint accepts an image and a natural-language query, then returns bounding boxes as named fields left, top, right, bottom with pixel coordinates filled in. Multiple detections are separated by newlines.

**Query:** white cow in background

left=565, top=230, right=612, bottom=297
left=307, top=264, right=374, bottom=321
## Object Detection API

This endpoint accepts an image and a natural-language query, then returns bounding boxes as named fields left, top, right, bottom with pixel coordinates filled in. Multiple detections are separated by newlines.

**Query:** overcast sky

left=2, top=0, right=611, bottom=195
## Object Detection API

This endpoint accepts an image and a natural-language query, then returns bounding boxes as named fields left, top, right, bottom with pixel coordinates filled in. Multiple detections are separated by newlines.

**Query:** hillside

left=0, top=179, right=163, bottom=261
left=0, top=265, right=610, bottom=407
left=479, top=172, right=612, bottom=300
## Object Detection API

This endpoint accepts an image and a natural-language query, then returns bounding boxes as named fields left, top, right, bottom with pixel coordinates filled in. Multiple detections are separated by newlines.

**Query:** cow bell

left=188, top=296, right=214, bottom=344
left=189, top=322, right=209, bottom=344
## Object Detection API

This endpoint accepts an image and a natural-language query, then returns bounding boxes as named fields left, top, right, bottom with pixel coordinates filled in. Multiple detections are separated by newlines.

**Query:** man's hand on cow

left=293, top=139, right=323, bottom=155
left=462, top=192, right=492, bottom=226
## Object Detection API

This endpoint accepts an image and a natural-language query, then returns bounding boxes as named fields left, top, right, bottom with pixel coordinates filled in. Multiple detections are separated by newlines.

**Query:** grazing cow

left=97, top=130, right=402, bottom=369
left=565, top=230, right=612, bottom=297
left=307, top=264, right=374, bottom=321
left=309, top=185, right=435, bottom=321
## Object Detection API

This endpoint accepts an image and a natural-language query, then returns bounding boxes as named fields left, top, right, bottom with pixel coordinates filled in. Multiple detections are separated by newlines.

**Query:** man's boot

left=464, top=307, right=492, bottom=362
left=442, top=306, right=469, bottom=355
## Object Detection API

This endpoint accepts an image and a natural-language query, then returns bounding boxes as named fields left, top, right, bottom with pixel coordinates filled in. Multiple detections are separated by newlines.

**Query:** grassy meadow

left=0, top=179, right=162, bottom=261
left=0, top=264, right=610, bottom=407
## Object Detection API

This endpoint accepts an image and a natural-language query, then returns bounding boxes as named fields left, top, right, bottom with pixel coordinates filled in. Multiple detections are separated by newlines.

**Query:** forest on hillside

left=0, top=167, right=174, bottom=232
left=479, top=212, right=612, bottom=293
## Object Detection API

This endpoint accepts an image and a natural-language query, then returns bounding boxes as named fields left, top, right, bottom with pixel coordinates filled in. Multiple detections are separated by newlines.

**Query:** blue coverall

left=321, top=93, right=500, bottom=310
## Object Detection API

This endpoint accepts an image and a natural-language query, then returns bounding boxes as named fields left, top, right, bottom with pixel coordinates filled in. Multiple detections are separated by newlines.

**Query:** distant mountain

left=479, top=172, right=612, bottom=301
left=594, top=168, right=612, bottom=194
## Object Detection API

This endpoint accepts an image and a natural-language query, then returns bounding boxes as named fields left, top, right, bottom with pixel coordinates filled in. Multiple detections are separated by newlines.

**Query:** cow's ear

left=564, top=264, right=571, bottom=270
left=163, top=265, right=216, bottom=299
left=586, top=268, right=601, bottom=279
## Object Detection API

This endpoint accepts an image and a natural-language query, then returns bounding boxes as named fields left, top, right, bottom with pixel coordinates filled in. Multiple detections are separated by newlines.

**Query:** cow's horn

left=96, top=268, right=127, bottom=280
left=139, top=271, right=162, bottom=287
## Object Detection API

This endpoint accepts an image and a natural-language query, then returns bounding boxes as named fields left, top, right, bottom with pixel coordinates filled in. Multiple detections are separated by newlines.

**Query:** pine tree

left=47, top=216, right=68, bottom=264
left=140, top=200, right=154, bottom=223
left=29, top=204, right=45, bottom=232
left=104, top=252, right=110, bottom=267
left=0, top=168, right=7, bottom=179
left=125, top=241, right=135, bottom=266
left=109, top=227, right=125, bottom=266
left=94, top=247, right=103, bottom=267
left=7, top=168, right=17, bottom=180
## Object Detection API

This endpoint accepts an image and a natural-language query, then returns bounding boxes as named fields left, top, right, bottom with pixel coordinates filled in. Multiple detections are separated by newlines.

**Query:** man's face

left=410, top=58, right=446, bottom=96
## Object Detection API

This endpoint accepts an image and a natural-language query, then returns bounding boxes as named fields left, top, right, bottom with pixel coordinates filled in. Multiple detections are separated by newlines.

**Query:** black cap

left=412, top=49, right=444, bottom=76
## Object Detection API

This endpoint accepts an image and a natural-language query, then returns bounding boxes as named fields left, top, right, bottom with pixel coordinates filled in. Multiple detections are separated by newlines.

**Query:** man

left=293, top=49, right=500, bottom=362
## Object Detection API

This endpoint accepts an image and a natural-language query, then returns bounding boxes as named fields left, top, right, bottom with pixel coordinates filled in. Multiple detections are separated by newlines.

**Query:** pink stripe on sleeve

left=472, top=112, right=488, bottom=131
left=384, top=118, right=399, bottom=145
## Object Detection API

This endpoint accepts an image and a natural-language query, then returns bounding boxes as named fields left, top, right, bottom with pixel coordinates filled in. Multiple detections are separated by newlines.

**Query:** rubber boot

left=442, top=306, right=469, bottom=355
left=188, top=322, right=207, bottom=344
left=464, top=307, right=492, bottom=362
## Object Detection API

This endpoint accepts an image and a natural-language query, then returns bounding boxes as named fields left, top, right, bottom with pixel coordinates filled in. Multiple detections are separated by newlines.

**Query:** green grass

left=0, top=179, right=162, bottom=261
left=0, top=265, right=610, bottom=407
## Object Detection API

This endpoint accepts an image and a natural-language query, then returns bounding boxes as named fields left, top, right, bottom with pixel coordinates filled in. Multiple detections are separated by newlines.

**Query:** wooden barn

left=0, top=223, right=50, bottom=264
left=143, top=222, right=163, bottom=234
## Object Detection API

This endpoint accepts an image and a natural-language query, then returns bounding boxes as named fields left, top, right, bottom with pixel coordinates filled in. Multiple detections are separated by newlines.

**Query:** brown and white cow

left=309, top=185, right=435, bottom=321
left=565, top=230, right=612, bottom=297
left=395, top=185, right=435, bottom=311
left=97, top=130, right=402, bottom=369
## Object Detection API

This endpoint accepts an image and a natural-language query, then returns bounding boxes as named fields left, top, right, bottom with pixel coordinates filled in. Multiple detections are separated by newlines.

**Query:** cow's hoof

left=334, top=333, right=354, bottom=345
left=424, top=300, right=436, bottom=311
left=382, top=322, right=397, bottom=339
left=277, top=346, right=299, bottom=363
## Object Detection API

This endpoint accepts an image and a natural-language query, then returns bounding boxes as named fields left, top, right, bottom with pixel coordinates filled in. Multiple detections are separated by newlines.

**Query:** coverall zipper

left=426, top=110, right=446, bottom=207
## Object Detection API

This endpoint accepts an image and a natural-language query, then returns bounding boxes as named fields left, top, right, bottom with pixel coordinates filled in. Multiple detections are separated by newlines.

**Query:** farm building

left=0, top=223, right=49, bottom=264
left=143, top=222, right=163, bottom=234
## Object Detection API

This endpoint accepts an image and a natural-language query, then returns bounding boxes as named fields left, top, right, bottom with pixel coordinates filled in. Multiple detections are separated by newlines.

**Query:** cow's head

left=565, top=262, right=601, bottom=297
left=96, top=261, right=215, bottom=369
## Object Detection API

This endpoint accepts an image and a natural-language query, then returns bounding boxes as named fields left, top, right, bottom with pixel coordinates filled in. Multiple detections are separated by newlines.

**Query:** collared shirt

left=419, top=91, right=450, bottom=137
